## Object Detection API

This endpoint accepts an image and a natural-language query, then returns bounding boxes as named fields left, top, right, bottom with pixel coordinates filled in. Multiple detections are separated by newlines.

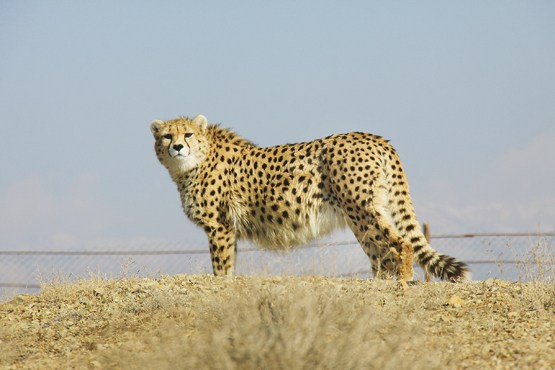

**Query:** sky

left=1, top=1, right=554, bottom=253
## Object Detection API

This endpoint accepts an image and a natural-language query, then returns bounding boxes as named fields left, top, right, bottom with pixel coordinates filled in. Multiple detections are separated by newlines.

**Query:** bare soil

left=1, top=275, right=553, bottom=369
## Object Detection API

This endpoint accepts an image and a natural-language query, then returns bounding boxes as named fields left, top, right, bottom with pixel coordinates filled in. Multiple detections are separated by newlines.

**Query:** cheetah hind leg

left=344, top=209, right=414, bottom=284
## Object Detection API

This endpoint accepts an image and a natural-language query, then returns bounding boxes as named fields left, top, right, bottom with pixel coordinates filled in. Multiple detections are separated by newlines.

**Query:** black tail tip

left=431, top=256, right=471, bottom=282
left=445, top=260, right=471, bottom=282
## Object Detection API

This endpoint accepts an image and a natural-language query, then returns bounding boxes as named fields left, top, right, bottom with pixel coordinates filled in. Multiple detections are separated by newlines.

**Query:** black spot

left=419, top=253, right=434, bottom=266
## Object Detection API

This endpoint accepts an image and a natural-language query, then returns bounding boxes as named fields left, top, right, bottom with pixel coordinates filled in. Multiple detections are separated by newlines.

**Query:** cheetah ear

left=150, top=120, right=165, bottom=136
left=192, top=114, right=208, bottom=132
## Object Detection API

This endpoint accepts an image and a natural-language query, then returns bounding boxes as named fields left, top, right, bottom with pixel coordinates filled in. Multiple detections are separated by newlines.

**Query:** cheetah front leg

left=204, top=223, right=237, bottom=276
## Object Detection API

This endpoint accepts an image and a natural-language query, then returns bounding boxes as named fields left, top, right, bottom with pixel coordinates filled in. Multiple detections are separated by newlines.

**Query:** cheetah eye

left=184, top=132, right=194, bottom=139
left=163, top=134, right=172, bottom=140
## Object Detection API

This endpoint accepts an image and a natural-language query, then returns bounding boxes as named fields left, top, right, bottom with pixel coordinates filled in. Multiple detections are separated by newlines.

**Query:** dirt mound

left=1, top=275, right=553, bottom=369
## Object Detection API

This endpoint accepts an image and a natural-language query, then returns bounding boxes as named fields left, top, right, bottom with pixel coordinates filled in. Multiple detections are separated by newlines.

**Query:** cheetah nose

left=173, top=144, right=184, bottom=151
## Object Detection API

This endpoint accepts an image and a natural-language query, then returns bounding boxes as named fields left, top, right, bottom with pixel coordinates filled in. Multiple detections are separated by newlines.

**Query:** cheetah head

left=151, top=115, right=209, bottom=174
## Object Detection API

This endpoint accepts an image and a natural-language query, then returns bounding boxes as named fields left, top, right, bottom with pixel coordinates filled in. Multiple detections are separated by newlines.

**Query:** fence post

left=423, top=223, right=432, bottom=282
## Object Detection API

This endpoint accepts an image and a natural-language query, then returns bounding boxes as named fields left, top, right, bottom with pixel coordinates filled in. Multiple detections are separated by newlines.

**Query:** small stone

left=448, top=295, right=465, bottom=308
left=440, top=315, right=453, bottom=322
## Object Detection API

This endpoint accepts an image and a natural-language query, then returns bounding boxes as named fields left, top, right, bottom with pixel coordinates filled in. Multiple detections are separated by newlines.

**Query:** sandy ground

left=1, top=275, right=553, bottom=369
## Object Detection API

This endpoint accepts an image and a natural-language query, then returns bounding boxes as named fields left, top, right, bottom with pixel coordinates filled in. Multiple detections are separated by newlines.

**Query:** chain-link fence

left=1, top=232, right=554, bottom=299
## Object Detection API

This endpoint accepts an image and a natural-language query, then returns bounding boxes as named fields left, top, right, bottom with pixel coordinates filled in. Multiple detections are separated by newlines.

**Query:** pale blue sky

left=1, top=1, right=554, bottom=250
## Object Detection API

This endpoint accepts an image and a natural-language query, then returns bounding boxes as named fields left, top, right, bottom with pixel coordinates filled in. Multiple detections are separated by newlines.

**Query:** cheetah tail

left=384, top=147, right=470, bottom=282
left=389, top=190, right=470, bottom=281
left=413, top=242, right=471, bottom=282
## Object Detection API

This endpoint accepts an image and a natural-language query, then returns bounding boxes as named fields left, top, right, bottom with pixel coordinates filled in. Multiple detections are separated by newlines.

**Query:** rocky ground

left=1, top=275, right=553, bottom=369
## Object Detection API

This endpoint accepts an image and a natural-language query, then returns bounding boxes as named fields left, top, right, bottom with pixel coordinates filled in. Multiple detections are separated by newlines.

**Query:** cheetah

left=151, top=115, right=469, bottom=282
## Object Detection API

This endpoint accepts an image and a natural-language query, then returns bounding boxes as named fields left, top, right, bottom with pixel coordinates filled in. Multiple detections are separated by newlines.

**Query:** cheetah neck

left=206, top=125, right=256, bottom=149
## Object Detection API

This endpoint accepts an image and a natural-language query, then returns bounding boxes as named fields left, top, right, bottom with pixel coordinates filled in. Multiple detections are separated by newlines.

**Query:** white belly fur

left=237, top=205, right=348, bottom=251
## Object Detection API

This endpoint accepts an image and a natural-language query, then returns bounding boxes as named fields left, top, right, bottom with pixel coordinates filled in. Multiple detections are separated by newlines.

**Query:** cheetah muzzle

left=151, top=114, right=470, bottom=282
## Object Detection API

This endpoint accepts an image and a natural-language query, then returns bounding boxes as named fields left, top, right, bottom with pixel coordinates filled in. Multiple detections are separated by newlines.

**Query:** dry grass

left=1, top=273, right=554, bottom=370
left=112, top=278, right=438, bottom=370
left=514, top=237, right=555, bottom=282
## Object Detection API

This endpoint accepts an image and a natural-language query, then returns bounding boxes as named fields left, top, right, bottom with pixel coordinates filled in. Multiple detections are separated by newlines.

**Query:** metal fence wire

left=1, top=232, right=554, bottom=298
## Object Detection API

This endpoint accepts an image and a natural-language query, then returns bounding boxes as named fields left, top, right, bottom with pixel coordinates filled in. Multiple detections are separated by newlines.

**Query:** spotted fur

left=151, top=115, right=470, bottom=282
